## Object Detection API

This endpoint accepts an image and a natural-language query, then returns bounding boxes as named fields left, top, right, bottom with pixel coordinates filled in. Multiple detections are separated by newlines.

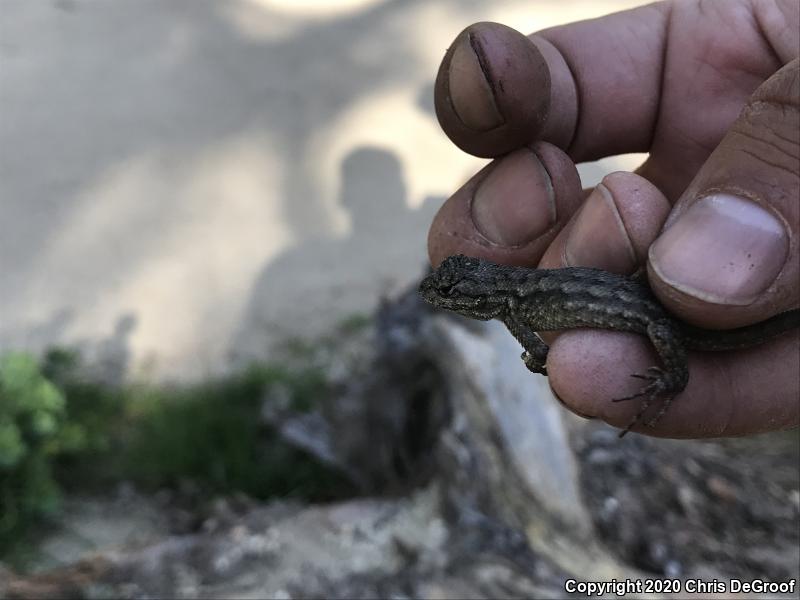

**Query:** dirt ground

left=575, top=424, right=800, bottom=583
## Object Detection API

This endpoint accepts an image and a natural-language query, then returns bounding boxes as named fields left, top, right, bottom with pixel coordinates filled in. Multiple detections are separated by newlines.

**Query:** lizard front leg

left=503, top=314, right=549, bottom=376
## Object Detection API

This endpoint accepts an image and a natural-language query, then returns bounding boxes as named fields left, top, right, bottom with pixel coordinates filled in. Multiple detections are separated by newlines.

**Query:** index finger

left=435, top=1, right=794, bottom=164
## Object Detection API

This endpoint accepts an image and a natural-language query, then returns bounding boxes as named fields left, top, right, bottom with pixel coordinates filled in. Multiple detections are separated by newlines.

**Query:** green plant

left=121, top=364, right=347, bottom=499
left=1, top=349, right=353, bottom=562
left=337, top=312, right=372, bottom=334
left=0, top=352, right=88, bottom=549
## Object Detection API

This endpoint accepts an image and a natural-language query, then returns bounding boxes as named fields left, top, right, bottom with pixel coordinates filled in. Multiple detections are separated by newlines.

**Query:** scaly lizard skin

left=419, top=254, right=800, bottom=436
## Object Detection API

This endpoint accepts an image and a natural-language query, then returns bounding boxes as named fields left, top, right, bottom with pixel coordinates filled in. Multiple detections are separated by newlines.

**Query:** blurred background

left=1, top=0, right=645, bottom=380
left=1, top=1, right=797, bottom=598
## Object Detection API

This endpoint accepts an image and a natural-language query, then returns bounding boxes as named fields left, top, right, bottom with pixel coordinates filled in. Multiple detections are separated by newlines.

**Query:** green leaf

left=0, top=421, right=26, bottom=469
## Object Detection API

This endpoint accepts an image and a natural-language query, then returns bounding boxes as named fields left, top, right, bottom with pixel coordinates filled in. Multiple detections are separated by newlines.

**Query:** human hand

left=427, top=1, right=799, bottom=437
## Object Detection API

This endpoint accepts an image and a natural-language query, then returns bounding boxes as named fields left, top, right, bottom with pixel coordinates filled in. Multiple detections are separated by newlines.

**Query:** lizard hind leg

left=613, top=319, right=689, bottom=437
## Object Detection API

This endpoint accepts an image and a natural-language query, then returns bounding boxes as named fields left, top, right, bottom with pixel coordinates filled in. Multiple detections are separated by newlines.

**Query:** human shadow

left=87, top=313, right=137, bottom=385
left=229, top=145, right=442, bottom=363
left=2, top=0, right=487, bottom=372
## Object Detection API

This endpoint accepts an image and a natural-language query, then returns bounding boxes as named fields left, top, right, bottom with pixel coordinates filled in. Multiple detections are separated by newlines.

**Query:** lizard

left=418, top=254, right=800, bottom=437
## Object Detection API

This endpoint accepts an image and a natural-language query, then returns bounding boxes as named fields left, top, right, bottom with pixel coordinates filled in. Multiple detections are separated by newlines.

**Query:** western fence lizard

left=419, top=254, right=800, bottom=436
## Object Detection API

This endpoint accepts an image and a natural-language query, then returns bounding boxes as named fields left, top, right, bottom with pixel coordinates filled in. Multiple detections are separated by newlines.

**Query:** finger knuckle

left=736, top=64, right=800, bottom=177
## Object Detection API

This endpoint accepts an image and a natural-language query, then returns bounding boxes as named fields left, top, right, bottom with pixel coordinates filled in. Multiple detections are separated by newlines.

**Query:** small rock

left=706, top=476, right=738, bottom=503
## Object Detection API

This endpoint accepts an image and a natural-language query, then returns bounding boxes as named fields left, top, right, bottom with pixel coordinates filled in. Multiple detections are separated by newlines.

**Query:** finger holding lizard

left=427, top=1, right=799, bottom=437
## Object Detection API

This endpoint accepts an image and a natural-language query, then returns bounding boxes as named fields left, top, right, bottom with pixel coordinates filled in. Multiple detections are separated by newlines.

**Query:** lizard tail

left=681, top=309, right=800, bottom=352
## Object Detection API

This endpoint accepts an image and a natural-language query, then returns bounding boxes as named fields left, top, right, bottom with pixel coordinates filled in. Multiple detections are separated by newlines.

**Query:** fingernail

left=448, top=32, right=504, bottom=131
left=650, top=194, right=789, bottom=304
left=564, top=183, right=637, bottom=272
left=471, top=149, right=556, bottom=246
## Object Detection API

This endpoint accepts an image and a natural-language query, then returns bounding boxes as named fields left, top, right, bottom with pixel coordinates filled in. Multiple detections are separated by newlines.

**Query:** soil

left=575, top=424, right=800, bottom=582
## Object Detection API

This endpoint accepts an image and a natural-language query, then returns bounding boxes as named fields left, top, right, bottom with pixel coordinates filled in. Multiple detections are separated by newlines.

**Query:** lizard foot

left=612, top=367, right=676, bottom=437
left=521, top=351, right=548, bottom=376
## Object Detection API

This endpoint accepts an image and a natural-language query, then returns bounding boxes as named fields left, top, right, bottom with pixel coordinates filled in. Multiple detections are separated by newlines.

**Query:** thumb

left=647, top=59, right=799, bottom=328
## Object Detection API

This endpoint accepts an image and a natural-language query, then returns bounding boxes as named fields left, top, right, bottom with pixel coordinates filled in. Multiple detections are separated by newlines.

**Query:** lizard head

left=418, top=254, right=506, bottom=320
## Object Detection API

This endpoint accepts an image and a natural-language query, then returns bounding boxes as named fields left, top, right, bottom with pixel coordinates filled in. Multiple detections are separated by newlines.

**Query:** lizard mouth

left=417, top=273, right=439, bottom=301
left=418, top=255, right=504, bottom=320
left=418, top=277, right=499, bottom=320
left=418, top=273, right=461, bottom=305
